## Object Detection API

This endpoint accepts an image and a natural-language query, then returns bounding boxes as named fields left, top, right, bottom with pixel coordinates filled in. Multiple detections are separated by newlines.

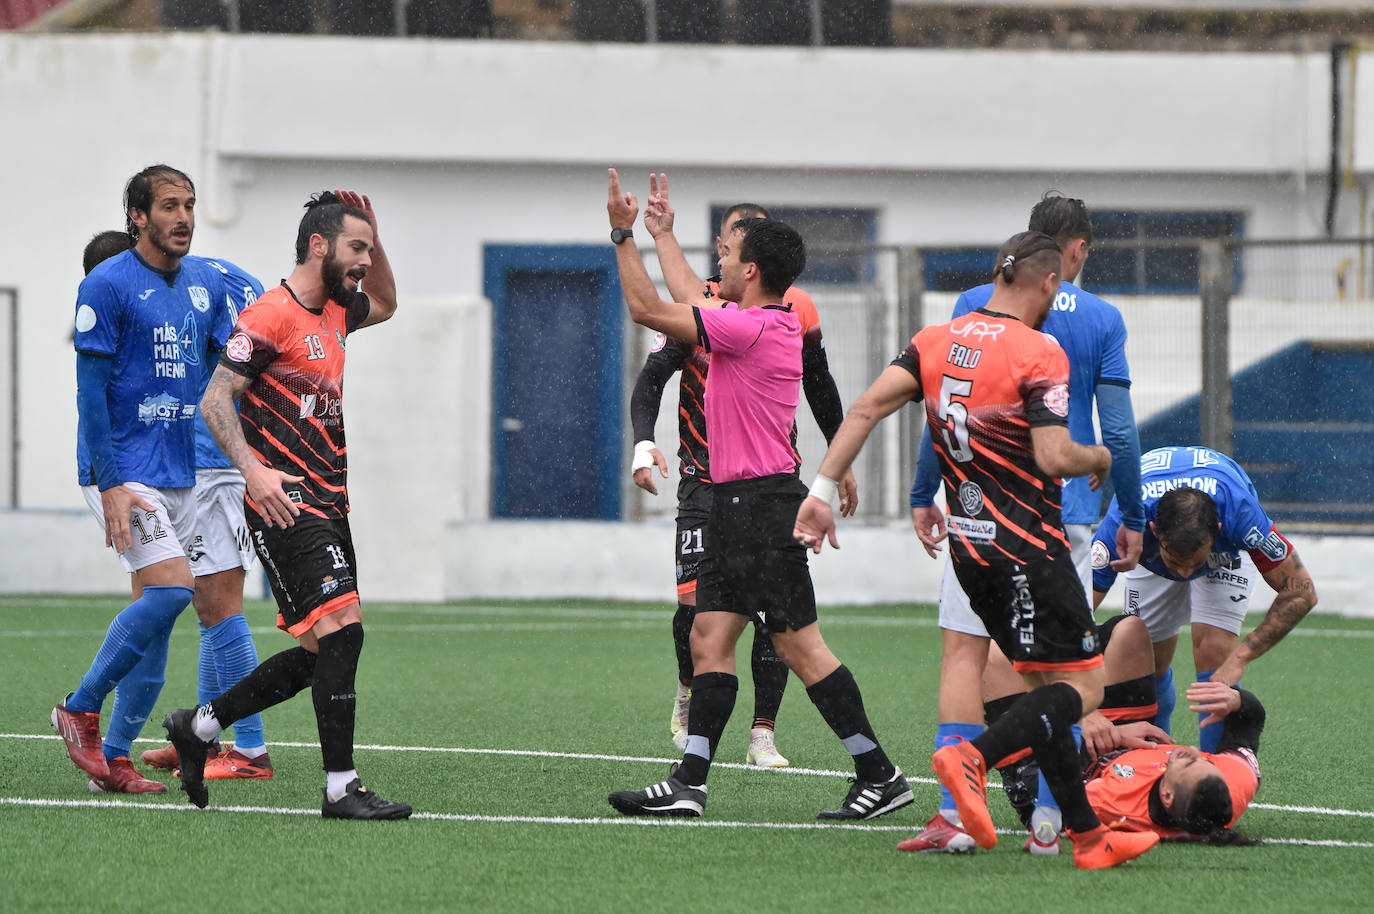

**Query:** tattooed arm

left=1211, top=550, right=1318, bottom=686
left=201, top=364, right=303, bottom=529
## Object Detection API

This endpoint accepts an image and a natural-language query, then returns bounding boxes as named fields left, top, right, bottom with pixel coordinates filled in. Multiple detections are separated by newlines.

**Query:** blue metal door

left=485, top=245, right=623, bottom=519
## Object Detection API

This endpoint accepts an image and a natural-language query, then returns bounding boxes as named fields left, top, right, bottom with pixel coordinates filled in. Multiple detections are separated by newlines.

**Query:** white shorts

left=189, top=466, right=255, bottom=577
left=82, top=482, right=196, bottom=574
left=937, top=523, right=1096, bottom=635
left=1117, top=551, right=1256, bottom=643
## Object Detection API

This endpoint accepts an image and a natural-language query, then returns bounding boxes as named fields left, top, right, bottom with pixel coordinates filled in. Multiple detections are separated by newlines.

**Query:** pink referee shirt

left=693, top=302, right=801, bottom=483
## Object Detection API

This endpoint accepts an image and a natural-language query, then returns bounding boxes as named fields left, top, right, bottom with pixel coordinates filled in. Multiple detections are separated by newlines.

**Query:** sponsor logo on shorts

left=1043, top=383, right=1069, bottom=417
left=189, top=286, right=211, bottom=313
left=1091, top=540, right=1110, bottom=569
left=958, top=480, right=984, bottom=516
left=1010, top=570, right=1036, bottom=646
left=948, top=516, right=995, bottom=541
left=650, top=331, right=667, bottom=353
left=1111, top=763, right=1136, bottom=778
left=321, top=576, right=339, bottom=596
left=1082, top=629, right=1098, bottom=654
left=188, top=535, right=207, bottom=563
left=225, top=332, right=252, bottom=362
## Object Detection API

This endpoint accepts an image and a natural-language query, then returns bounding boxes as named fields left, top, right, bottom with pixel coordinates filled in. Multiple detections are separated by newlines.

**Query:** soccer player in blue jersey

left=75, top=227, right=275, bottom=788
left=900, top=194, right=1147, bottom=855
left=53, top=165, right=250, bottom=793
left=1090, top=446, right=1318, bottom=750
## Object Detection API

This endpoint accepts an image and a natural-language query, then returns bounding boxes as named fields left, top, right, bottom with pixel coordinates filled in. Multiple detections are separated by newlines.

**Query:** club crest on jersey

left=1111, top=763, right=1136, bottom=778
left=188, top=286, right=211, bottom=313
left=1044, top=383, right=1069, bottom=417
left=958, top=480, right=984, bottom=516
left=650, top=331, right=667, bottom=353
left=225, top=332, right=252, bottom=362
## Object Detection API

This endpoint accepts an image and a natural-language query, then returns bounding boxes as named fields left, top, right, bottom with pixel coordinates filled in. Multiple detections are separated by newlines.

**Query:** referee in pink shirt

left=604, top=169, right=912, bottom=821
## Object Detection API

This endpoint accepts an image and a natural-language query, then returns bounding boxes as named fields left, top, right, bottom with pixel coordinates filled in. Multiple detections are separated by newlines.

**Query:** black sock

left=1102, top=674, right=1157, bottom=723
left=676, top=671, right=737, bottom=786
left=806, top=665, right=894, bottom=783
left=972, top=682, right=1099, bottom=833
left=312, top=623, right=364, bottom=772
left=983, top=693, right=1036, bottom=828
left=209, top=645, right=316, bottom=726
left=750, top=624, right=787, bottom=729
left=672, top=604, right=695, bottom=685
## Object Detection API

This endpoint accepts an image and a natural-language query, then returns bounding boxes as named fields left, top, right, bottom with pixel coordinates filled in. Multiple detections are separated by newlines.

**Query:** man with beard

left=55, top=166, right=241, bottom=792
left=163, top=190, right=407, bottom=819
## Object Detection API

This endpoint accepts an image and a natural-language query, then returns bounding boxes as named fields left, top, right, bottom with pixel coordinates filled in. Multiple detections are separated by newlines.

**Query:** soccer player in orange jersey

left=795, top=231, right=1157, bottom=869
left=163, top=189, right=408, bottom=819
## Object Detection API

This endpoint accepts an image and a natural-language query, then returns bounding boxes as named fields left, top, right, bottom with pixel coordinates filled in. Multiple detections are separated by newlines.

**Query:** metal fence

left=627, top=238, right=1374, bottom=532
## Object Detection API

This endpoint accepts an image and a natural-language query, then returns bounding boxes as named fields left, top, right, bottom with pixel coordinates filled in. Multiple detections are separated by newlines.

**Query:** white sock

left=193, top=705, right=224, bottom=742
left=326, top=768, right=359, bottom=802
left=234, top=744, right=267, bottom=759
left=940, top=808, right=962, bottom=827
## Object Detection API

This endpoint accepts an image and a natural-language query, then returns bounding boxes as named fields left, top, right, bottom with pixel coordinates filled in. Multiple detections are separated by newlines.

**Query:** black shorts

left=952, top=555, right=1101, bottom=673
left=696, top=473, right=816, bottom=634
left=251, top=514, right=360, bottom=637
left=675, top=477, right=711, bottom=595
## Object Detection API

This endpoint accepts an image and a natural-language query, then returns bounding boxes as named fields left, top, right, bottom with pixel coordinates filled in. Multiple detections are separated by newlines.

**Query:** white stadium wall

left=1, top=33, right=1372, bottom=611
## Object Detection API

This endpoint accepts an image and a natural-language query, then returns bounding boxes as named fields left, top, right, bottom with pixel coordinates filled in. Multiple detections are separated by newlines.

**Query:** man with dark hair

left=1082, top=678, right=1265, bottom=844
left=605, top=169, right=910, bottom=821
left=1091, top=446, right=1317, bottom=751
left=630, top=174, right=854, bottom=768
left=55, top=165, right=245, bottom=794
left=903, top=192, right=1145, bottom=855
left=796, top=230, right=1157, bottom=868
left=82, top=231, right=133, bottom=276
left=163, top=189, right=406, bottom=819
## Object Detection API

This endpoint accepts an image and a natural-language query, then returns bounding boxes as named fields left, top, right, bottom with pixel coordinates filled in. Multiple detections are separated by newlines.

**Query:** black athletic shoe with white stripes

left=817, top=767, right=913, bottom=821
left=607, top=776, right=707, bottom=817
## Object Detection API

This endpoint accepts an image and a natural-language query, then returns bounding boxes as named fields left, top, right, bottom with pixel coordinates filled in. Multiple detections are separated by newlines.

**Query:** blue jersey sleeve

left=1092, top=500, right=1124, bottom=592
left=909, top=426, right=941, bottom=508
left=73, top=272, right=123, bottom=357
left=1097, top=383, right=1144, bottom=530
left=1097, top=307, right=1131, bottom=385
left=76, top=352, right=120, bottom=489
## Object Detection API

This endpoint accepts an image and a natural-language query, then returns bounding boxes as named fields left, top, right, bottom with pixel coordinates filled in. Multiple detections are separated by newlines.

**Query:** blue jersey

left=75, top=250, right=235, bottom=488
left=952, top=281, right=1134, bottom=524
left=183, top=256, right=263, bottom=469
left=1091, top=446, right=1291, bottom=593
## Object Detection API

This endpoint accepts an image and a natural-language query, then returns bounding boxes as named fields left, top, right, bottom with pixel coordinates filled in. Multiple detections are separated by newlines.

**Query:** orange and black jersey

left=219, top=284, right=370, bottom=523
left=1084, top=689, right=1264, bottom=839
left=629, top=281, right=834, bottom=483
left=892, top=308, right=1073, bottom=567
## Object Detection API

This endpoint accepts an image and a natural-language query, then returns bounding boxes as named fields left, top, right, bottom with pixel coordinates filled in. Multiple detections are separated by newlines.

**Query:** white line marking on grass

left=9, top=733, right=1373, bottom=821
left=2, top=797, right=1371, bottom=847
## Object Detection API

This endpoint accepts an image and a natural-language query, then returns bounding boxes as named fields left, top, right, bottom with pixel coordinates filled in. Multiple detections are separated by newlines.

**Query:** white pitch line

left=2, top=797, right=1370, bottom=848
left=5, top=732, right=1371, bottom=820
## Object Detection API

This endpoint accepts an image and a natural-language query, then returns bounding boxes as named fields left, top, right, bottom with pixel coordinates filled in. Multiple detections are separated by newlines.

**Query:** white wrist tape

left=808, top=474, right=839, bottom=505
left=632, top=440, right=657, bottom=472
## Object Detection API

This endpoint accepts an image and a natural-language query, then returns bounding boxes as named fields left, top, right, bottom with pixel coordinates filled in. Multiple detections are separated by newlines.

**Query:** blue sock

left=1195, top=670, right=1236, bottom=753
left=201, top=614, right=266, bottom=749
left=67, top=585, right=193, bottom=713
left=1153, top=667, right=1176, bottom=735
left=103, top=626, right=171, bottom=761
left=1034, top=723, right=1082, bottom=810
left=937, top=722, right=985, bottom=815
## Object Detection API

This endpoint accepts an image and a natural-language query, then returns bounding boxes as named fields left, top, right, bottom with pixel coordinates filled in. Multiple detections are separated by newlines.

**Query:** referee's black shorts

left=696, top=473, right=817, bottom=634
left=953, top=553, right=1102, bottom=674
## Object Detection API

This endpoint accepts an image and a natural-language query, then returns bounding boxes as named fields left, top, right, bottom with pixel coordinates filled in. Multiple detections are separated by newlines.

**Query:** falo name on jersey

left=945, top=341, right=981, bottom=369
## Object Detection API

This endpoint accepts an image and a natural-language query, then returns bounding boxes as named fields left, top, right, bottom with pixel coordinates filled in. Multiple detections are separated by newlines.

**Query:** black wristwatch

left=611, top=227, right=633, bottom=245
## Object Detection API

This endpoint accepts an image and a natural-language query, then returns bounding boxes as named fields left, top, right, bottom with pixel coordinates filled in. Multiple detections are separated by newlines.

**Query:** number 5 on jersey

left=937, top=374, right=974, bottom=463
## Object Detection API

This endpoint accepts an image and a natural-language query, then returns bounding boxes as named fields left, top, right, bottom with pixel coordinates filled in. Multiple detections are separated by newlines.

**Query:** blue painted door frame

left=484, top=244, right=623, bottom=519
